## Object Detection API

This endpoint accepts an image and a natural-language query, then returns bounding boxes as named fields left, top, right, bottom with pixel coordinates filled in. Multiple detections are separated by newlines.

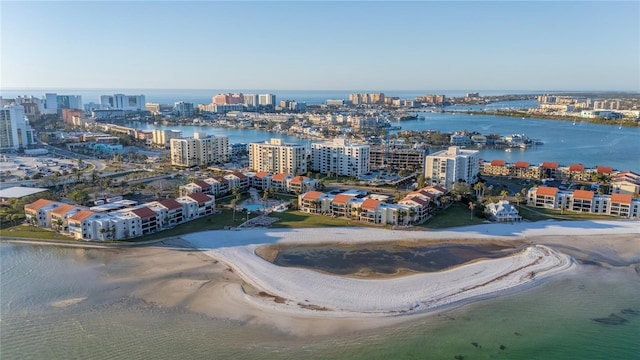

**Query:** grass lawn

left=0, top=224, right=76, bottom=241
left=137, top=209, right=259, bottom=241
left=516, top=205, right=619, bottom=222
left=420, top=202, right=487, bottom=229
left=269, top=211, right=364, bottom=228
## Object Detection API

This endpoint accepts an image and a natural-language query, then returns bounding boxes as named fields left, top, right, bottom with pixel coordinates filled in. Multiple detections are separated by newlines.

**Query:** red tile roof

left=611, top=193, right=632, bottom=205
left=290, top=176, right=305, bottom=185
left=50, top=203, right=77, bottom=217
left=272, top=173, right=288, bottom=182
left=542, top=161, right=558, bottom=169
left=130, top=207, right=157, bottom=220
left=515, top=161, right=529, bottom=169
left=408, top=190, right=436, bottom=200
left=573, top=189, right=594, bottom=201
left=490, top=160, right=505, bottom=166
left=361, top=198, right=380, bottom=211
left=597, top=166, right=613, bottom=174
left=255, top=171, right=269, bottom=179
left=302, top=191, right=323, bottom=201
left=69, top=210, right=96, bottom=223
left=233, top=172, right=247, bottom=180
left=400, top=197, right=429, bottom=207
left=332, top=194, right=353, bottom=205
left=536, top=186, right=558, bottom=197
left=194, top=180, right=211, bottom=189
left=159, top=199, right=182, bottom=211
left=24, top=199, right=54, bottom=212
left=188, top=192, right=213, bottom=204
left=569, top=164, right=584, bottom=172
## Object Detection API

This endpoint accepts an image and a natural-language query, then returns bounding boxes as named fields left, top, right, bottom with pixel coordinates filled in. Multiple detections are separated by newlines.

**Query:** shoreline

left=3, top=220, right=638, bottom=337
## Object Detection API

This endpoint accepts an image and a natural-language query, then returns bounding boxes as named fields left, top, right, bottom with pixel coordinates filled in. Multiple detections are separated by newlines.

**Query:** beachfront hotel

left=170, top=132, right=229, bottom=168
left=425, top=146, right=480, bottom=190
left=249, top=138, right=307, bottom=175
left=0, top=105, right=36, bottom=150
left=310, top=138, right=370, bottom=178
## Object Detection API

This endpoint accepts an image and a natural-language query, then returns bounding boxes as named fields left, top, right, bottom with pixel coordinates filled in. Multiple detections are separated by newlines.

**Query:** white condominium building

left=311, top=138, right=370, bottom=178
left=170, top=132, right=229, bottom=168
left=249, top=138, right=307, bottom=175
left=153, top=129, right=183, bottom=148
left=425, top=146, right=480, bottom=189
left=100, top=94, right=146, bottom=111
left=0, top=105, right=35, bottom=150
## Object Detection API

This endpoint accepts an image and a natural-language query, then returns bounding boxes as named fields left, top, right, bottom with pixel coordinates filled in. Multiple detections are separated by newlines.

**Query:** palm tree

left=468, top=202, right=476, bottom=220
left=230, top=198, right=238, bottom=223
left=500, top=190, right=509, bottom=200
left=515, top=193, right=523, bottom=206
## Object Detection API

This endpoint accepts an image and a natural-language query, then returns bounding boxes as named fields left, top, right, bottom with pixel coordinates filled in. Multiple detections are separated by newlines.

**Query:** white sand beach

left=179, top=220, right=639, bottom=330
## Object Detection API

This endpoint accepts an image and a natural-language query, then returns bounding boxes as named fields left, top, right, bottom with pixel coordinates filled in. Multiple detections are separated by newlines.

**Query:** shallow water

left=272, top=243, right=518, bottom=275
left=1, top=243, right=638, bottom=359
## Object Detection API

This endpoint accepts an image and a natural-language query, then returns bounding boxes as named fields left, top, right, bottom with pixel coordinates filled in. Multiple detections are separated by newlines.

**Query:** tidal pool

left=262, top=242, right=521, bottom=277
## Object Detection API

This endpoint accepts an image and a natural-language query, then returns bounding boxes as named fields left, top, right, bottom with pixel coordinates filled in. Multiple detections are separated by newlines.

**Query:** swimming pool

left=243, top=204, right=265, bottom=211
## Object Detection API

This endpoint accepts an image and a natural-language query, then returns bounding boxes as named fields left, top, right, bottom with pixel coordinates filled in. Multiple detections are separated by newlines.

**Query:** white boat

left=505, top=148, right=512, bottom=152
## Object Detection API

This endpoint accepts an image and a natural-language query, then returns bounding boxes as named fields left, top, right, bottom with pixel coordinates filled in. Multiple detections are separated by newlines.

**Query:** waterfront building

left=43, top=93, right=83, bottom=115
left=243, top=94, right=259, bottom=109
left=100, top=94, right=146, bottom=111
left=611, top=171, right=640, bottom=195
left=482, top=160, right=510, bottom=177
left=425, top=146, right=480, bottom=189
left=146, top=103, right=161, bottom=114
left=0, top=105, right=35, bottom=150
left=258, top=94, right=276, bottom=107
left=24, top=199, right=63, bottom=227
left=326, top=99, right=347, bottom=106
left=485, top=200, right=522, bottom=222
left=50, top=204, right=85, bottom=232
left=249, top=138, right=307, bottom=175
left=170, top=132, right=229, bottom=168
left=369, top=143, right=427, bottom=172
left=527, top=186, right=639, bottom=219
left=311, top=138, right=370, bottom=178
left=174, top=101, right=194, bottom=117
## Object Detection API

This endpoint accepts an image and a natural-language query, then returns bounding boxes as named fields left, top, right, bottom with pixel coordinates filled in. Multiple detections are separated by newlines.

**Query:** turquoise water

left=1, top=242, right=639, bottom=359
left=243, top=204, right=266, bottom=211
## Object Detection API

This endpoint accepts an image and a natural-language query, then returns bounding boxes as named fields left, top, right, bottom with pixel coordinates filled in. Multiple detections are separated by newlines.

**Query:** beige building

left=153, top=129, right=183, bottom=148
left=249, top=138, right=307, bottom=175
left=170, top=132, right=228, bottom=168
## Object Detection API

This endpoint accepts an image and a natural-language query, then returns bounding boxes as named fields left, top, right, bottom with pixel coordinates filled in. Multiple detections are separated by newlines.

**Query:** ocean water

left=1, top=242, right=638, bottom=359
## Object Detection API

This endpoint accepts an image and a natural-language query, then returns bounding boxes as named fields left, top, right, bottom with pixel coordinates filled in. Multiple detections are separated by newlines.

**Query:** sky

left=1, top=1, right=639, bottom=91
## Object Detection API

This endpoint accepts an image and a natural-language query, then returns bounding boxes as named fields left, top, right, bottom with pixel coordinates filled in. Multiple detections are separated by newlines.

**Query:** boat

left=505, top=148, right=512, bottom=152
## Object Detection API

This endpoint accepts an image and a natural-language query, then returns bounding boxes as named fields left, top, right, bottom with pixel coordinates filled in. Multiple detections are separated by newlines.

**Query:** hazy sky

left=1, top=1, right=638, bottom=91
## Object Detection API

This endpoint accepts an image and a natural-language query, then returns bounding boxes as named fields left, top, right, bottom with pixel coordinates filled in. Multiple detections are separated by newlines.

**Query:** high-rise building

left=243, top=94, right=259, bottom=109
left=100, top=94, right=146, bottom=111
left=174, top=101, right=194, bottom=117
left=170, top=133, right=228, bottom=167
left=0, top=105, right=35, bottom=150
left=425, top=146, right=479, bottom=189
left=311, top=138, right=370, bottom=177
left=43, top=93, right=83, bottom=114
left=258, top=94, right=276, bottom=107
left=153, top=129, right=183, bottom=149
left=249, top=138, right=306, bottom=175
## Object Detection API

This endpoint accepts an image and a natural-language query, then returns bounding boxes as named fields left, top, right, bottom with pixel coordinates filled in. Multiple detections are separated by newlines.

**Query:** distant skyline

left=1, top=1, right=638, bottom=91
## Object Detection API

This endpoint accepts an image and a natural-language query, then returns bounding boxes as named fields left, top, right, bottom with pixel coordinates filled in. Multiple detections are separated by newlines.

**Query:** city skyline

left=1, top=1, right=639, bottom=91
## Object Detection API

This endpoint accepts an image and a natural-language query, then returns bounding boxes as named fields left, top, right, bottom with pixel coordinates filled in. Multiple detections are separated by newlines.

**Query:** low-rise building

left=485, top=200, right=521, bottom=222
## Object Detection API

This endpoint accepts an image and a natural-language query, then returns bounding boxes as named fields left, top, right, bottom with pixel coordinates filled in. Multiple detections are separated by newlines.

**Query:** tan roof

left=188, top=192, right=213, bottom=204
left=50, top=203, right=77, bottom=217
left=361, top=198, right=380, bottom=211
left=597, top=166, right=613, bottom=174
left=568, top=164, right=584, bottom=172
left=490, top=160, right=505, bottom=166
left=24, top=199, right=54, bottom=212
left=130, top=207, right=157, bottom=219
left=69, top=210, right=96, bottom=223
left=332, top=194, right=353, bottom=205
left=611, top=193, right=632, bottom=205
left=536, top=186, right=558, bottom=197
left=515, top=161, right=529, bottom=169
left=302, top=191, right=323, bottom=201
left=272, top=173, right=288, bottom=182
left=159, top=199, right=182, bottom=211
left=542, top=161, right=558, bottom=169
left=573, top=189, right=594, bottom=201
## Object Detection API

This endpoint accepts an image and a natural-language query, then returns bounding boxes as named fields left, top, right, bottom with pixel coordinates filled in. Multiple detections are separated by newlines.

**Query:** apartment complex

left=369, top=145, right=426, bottom=172
left=153, top=129, right=183, bottom=149
left=527, top=186, right=639, bottom=219
left=0, top=105, right=35, bottom=151
left=425, top=146, right=480, bottom=189
left=310, top=138, right=370, bottom=177
left=173, top=101, right=194, bottom=116
left=481, top=160, right=626, bottom=184
left=170, top=132, right=229, bottom=167
left=100, top=94, right=146, bottom=111
left=249, top=138, right=307, bottom=175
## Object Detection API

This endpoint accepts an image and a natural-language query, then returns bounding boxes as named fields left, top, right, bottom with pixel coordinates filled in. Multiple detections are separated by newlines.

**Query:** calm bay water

left=1, top=242, right=639, bottom=359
